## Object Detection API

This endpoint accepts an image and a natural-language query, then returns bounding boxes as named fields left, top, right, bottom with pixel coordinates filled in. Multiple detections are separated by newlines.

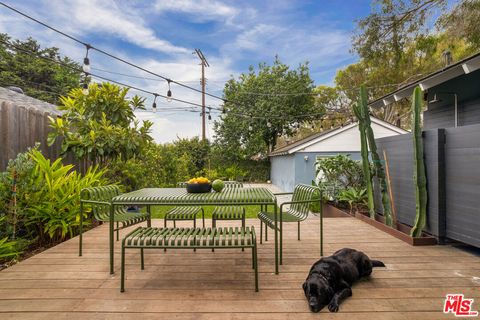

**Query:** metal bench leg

left=265, top=224, right=268, bottom=241
left=173, top=220, right=176, bottom=228
left=116, top=222, right=119, bottom=241
left=298, top=221, right=301, bottom=241
left=140, top=248, right=144, bottom=270
left=109, top=205, right=114, bottom=275
left=280, top=219, right=283, bottom=265
left=254, top=245, right=258, bottom=292
left=79, top=202, right=83, bottom=257
left=120, top=244, right=126, bottom=292
left=201, top=208, right=205, bottom=228
left=193, top=218, right=197, bottom=252
left=259, top=221, right=263, bottom=244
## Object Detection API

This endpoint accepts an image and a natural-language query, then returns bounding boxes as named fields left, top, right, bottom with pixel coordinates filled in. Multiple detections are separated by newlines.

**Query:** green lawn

left=151, top=205, right=267, bottom=219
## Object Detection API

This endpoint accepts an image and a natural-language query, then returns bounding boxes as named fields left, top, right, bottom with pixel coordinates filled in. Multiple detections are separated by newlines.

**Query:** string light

left=166, top=79, right=172, bottom=102
left=248, top=125, right=253, bottom=131
left=82, top=44, right=91, bottom=73
left=267, top=121, right=272, bottom=128
left=152, top=94, right=158, bottom=113
left=208, top=107, right=212, bottom=120
left=0, top=37, right=397, bottom=125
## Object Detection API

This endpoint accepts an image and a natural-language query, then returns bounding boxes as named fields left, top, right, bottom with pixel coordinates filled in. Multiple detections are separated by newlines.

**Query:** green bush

left=337, top=187, right=368, bottom=214
left=314, top=155, right=365, bottom=200
left=106, top=143, right=192, bottom=190
left=0, top=148, right=106, bottom=250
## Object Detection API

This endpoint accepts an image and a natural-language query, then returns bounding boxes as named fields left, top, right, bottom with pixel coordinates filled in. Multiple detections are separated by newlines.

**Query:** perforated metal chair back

left=80, top=185, right=121, bottom=221
left=288, top=184, right=320, bottom=221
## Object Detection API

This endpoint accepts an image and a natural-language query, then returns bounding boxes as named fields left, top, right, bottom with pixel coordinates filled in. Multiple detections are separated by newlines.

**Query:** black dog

left=302, top=248, right=385, bottom=313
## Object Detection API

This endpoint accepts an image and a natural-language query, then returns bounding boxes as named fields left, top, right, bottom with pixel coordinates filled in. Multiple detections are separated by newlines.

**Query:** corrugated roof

left=0, top=87, right=61, bottom=116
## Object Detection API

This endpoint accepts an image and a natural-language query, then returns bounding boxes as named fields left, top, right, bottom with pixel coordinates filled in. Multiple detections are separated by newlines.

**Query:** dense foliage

left=48, top=83, right=153, bottom=165
left=307, top=0, right=480, bottom=131
left=0, top=147, right=106, bottom=264
left=214, top=57, right=318, bottom=159
left=0, top=34, right=82, bottom=104
left=314, top=155, right=365, bottom=208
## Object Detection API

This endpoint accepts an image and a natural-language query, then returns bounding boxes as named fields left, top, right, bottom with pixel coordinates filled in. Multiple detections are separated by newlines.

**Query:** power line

left=0, top=2, right=228, bottom=103
left=0, top=37, right=401, bottom=124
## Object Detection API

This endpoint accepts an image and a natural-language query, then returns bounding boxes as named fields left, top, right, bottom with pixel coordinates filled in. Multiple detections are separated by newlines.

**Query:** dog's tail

left=371, top=260, right=386, bottom=268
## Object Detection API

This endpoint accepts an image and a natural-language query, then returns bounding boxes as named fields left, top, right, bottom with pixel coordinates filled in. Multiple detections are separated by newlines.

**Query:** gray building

left=269, top=118, right=406, bottom=192
left=370, top=52, right=480, bottom=247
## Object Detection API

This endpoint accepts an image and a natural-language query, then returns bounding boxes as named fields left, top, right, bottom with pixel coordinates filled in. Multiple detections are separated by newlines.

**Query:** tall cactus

left=352, top=100, right=375, bottom=218
left=359, top=86, right=393, bottom=226
left=410, top=87, right=428, bottom=237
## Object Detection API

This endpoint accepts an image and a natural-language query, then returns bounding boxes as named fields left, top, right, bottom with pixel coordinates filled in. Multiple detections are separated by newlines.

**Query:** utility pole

left=194, top=49, right=209, bottom=141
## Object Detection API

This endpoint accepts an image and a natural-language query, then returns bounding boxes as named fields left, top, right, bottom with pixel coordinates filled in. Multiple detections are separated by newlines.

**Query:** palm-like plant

left=338, top=187, right=368, bottom=214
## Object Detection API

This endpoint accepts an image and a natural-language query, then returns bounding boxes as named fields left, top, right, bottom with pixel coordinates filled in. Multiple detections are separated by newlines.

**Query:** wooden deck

left=0, top=216, right=479, bottom=319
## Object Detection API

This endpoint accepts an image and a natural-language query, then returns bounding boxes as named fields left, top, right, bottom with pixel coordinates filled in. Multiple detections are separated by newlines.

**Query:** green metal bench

left=212, top=181, right=245, bottom=228
left=164, top=182, right=205, bottom=228
left=121, top=226, right=258, bottom=292
left=79, top=185, right=151, bottom=256
left=258, top=184, right=321, bottom=264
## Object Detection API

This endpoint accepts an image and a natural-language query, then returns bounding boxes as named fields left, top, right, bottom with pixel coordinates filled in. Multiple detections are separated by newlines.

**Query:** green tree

left=437, top=0, right=480, bottom=53
left=0, top=34, right=82, bottom=104
left=48, top=83, right=153, bottom=165
left=214, top=57, right=318, bottom=159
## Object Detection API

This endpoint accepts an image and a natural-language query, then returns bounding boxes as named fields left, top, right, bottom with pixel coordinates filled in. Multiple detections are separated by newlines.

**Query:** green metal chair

left=257, top=184, right=321, bottom=264
left=212, top=181, right=245, bottom=228
left=79, top=185, right=151, bottom=256
left=164, top=182, right=205, bottom=228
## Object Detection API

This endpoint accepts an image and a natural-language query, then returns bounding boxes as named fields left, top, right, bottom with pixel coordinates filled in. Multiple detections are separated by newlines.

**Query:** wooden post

left=383, top=150, right=397, bottom=226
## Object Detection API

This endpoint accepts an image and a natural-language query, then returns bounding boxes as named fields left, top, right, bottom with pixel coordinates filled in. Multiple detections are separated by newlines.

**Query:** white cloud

left=154, top=0, right=240, bottom=23
left=42, top=0, right=189, bottom=55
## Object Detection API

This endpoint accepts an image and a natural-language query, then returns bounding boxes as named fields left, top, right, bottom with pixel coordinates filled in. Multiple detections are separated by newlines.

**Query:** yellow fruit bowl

left=186, top=177, right=212, bottom=193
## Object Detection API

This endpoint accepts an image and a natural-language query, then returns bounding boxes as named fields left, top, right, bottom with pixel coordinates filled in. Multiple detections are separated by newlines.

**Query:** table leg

left=274, top=201, right=278, bottom=274
left=147, top=205, right=151, bottom=227
left=110, top=204, right=114, bottom=274
left=320, top=197, right=323, bottom=256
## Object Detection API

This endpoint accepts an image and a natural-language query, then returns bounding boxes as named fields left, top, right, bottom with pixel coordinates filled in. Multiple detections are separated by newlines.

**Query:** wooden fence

left=0, top=100, right=86, bottom=172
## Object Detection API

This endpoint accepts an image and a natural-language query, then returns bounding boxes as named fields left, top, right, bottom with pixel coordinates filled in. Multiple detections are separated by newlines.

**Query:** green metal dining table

left=109, top=187, right=280, bottom=274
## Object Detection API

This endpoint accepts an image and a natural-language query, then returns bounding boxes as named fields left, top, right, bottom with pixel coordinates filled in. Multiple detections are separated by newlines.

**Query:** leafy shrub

left=314, top=155, right=365, bottom=200
left=48, top=83, right=153, bottom=165
left=106, top=143, right=192, bottom=190
left=0, top=148, right=106, bottom=247
left=337, top=187, right=368, bottom=214
left=0, top=216, right=24, bottom=262
left=25, top=150, right=106, bottom=242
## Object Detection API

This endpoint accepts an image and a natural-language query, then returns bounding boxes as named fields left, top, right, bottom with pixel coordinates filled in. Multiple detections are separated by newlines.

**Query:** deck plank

left=0, top=217, right=479, bottom=319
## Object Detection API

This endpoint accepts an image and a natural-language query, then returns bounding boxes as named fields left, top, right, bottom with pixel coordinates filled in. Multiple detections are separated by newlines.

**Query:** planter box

left=322, top=203, right=352, bottom=218
left=354, top=211, right=437, bottom=246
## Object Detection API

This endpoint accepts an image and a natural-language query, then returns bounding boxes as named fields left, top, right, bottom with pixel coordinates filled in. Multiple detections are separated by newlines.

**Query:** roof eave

left=369, top=52, right=480, bottom=108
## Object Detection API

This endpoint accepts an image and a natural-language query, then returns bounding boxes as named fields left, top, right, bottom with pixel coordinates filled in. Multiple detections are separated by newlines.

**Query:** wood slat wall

left=0, top=101, right=85, bottom=172
left=377, top=125, right=480, bottom=247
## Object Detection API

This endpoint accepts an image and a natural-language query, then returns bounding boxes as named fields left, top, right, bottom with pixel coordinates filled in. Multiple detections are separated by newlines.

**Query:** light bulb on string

left=267, top=121, right=272, bottom=128
left=248, top=125, right=253, bottom=131
left=152, top=94, right=158, bottom=113
left=82, top=45, right=91, bottom=73
left=166, top=79, right=172, bottom=102
left=208, top=107, right=212, bottom=120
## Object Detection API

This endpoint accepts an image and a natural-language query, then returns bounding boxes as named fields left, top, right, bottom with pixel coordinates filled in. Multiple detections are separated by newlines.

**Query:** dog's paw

left=328, top=302, right=339, bottom=312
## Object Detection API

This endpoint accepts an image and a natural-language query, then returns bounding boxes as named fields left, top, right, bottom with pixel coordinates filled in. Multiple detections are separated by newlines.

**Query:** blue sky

left=0, top=0, right=373, bottom=142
